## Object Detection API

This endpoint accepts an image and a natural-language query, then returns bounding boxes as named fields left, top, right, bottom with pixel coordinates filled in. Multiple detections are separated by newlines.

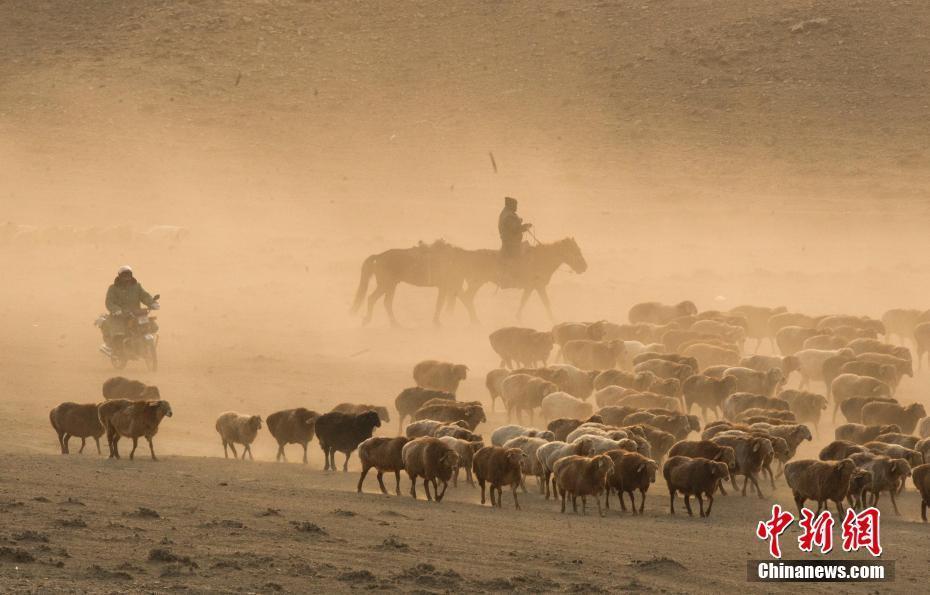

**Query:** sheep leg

left=512, top=483, right=520, bottom=510
left=669, top=489, right=676, bottom=514
left=246, top=445, right=254, bottom=461
left=466, top=466, right=474, bottom=487
left=357, top=465, right=371, bottom=493
left=560, top=487, right=566, bottom=513
left=717, top=479, right=728, bottom=496
left=437, top=480, right=448, bottom=502
left=489, top=484, right=496, bottom=507
left=453, top=466, right=459, bottom=488
left=409, top=473, right=418, bottom=499
left=297, top=442, right=305, bottom=464
left=793, top=493, right=805, bottom=516
left=228, top=443, right=238, bottom=459
left=921, top=500, right=927, bottom=522
left=394, top=471, right=402, bottom=496
left=78, top=437, right=87, bottom=454
left=596, top=494, right=604, bottom=517
left=683, top=493, right=693, bottom=516
left=705, top=493, right=714, bottom=517
left=129, top=437, right=139, bottom=460
left=241, top=445, right=248, bottom=460
left=889, top=490, right=901, bottom=516
left=764, top=464, right=775, bottom=489
left=111, top=435, right=121, bottom=459
left=343, top=452, right=351, bottom=472
left=62, top=434, right=70, bottom=455
left=749, top=473, right=764, bottom=499
left=222, top=441, right=228, bottom=458
left=834, top=499, right=844, bottom=517
left=638, top=490, right=646, bottom=514
left=146, top=436, right=158, bottom=461
left=478, top=478, right=486, bottom=504
left=94, top=436, right=101, bottom=455
left=431, top=478, right=440, bottom=500
left=580, top=495, right=586, bottom=515
left=605, top=487, right=611, bottom=510
left=696, top=494, right=705, bottom=518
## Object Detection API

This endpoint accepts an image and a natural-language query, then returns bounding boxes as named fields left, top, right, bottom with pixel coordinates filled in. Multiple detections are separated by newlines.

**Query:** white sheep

left=541, top=391, right=594, bottom=422
left=215, top=411, right=263, bottom=460
left=490, top=424, right=555, bottom=446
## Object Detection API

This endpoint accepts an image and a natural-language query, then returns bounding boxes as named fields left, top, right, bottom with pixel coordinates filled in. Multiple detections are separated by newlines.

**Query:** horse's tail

left=350, top=254, right=378, bottom=314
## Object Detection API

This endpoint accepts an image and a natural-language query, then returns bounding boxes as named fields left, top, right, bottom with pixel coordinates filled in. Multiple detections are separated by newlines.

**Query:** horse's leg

left=433, top=287, right=446, bottom=326
left=536, top=286, right=554, bottom=322
left=384, top=285, right=399, bottom=327
left=460, top=281, right=482, bottom=325
left=363, top=283, right=386, bottom=325
left=516, top=288, right=532, bottom=321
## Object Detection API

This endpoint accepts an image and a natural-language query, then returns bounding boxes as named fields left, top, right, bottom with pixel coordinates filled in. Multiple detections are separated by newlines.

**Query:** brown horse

left=350, top=241, right=464, bottom=326
left=452, top=238, right=588, bottom=322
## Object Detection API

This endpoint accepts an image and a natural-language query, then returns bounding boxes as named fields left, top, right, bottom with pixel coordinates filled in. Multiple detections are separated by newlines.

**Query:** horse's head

left=558, top=237, right=587, bottom=273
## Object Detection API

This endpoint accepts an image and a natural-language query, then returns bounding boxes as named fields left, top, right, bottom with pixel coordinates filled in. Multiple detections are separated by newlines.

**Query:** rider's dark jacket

left=498, top=205, right=527, bottom=258
left=106, top=277, right=154, bottom=314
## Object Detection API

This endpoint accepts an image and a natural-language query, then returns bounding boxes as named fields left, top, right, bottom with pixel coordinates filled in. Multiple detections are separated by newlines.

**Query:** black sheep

left=102, top=376, right=160, bottom=400
left=394, top=387, right=455, bottom=432
left=315, top=410, right=382, bottom=471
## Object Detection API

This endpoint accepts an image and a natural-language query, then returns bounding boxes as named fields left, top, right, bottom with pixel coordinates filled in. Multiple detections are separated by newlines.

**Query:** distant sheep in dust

left=357, top=436, right=409, bottom=495
left=413, top=360, right=468, bottom=394
left=314, top=410, right=382, bottom=471
left=97, top=399, right=173, bottom=461
left=102, top=376, right=160, bottom=401
left=215, top=412, right=263, bottom=460
left=267, top=408, right=320, bottom=463
left=50, top=402, right=105, bottom=455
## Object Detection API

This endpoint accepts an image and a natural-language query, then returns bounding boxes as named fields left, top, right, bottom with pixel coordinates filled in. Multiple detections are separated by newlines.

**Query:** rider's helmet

left=117, top=265, right=133, bottom=278
left=504, top=196, right=518, bottom=210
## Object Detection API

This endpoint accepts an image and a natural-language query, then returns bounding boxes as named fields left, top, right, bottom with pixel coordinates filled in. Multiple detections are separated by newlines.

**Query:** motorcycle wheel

left=144, top=342, right=158, bottom=372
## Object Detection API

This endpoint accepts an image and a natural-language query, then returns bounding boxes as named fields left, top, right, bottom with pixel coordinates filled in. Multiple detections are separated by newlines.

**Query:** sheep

left=819, top=316, right=885, bottom=335
left=489, top=327, right=553, bottom=369
left=49, top=402, right=105, bottom=455
left=701, top=421, right=749, bottom=440
left=593, top=386, right=637, bottom=408
left=838, top=361, right=899, bottom=393
left=629, top=301, right=697, bottom=325
left=736, top=408, right=796, bottom=423
left=849, top=453, right=912, bottom=515
left=830, top=373, right=893, bottom=422
left=776, top=326, right=825, bottom=356
left=835, top=423, right=903, bottom=444
left=413, top=360, right=469, bottom=394
left=722, top=367, right=784, bottom=398
left=552, top=321, right=607, bottom=356
left=546, top=364, right=599, bottom=399
left=101, top=376, right=160, bottom=401
left=315, top=410, right=382, bottom=472
left=562, top=339, right=624, bottom=370
left=593, top=406, right=638, bottom=427
left=438, top=436, right=482, bottom=486
left=649, top=377, right=681, bottom=398
left=433, top=424, right=483, bottom=442
left=722, top=393, right=787, bottom=421
left=847, top=468, right=874, bottom=509
left=856, top=352, right=914, bottom=382
left=537, top=438, right=596, bottom=499
left=729, top=305, right=787, bottom=351
left=621, top=411, right=692, bottom=440
left=751, top=423, right=812, bottom=462
left=97, top=399, right=173, bottom=461
left=912, top=463, right=930, bottom=521
left=833, top=325, right=878, bottom=342
left=628, top=425, right=676, bottom=465
left=357, top=436, right=409, bottom=495
left=681, top=343, right=740, bottom=369
left=681, top=374, right=737, bottom=421
left=579, top=434, right=639, bottom=456
left=395, top=387, right=455, bottom=431
left=914, top=322, right=930, bottom=370
left=662, top=329, right=719, bottom=353
left=861, top=402, right=927, bottom=434
left=402, top=437, right=459, bottom=502
left=719, top=430, right=788, bottom=489
left=564, top=422, right=625, bottom=442
left=794, top=348, right=854, bottom=389
left=491, top=424, right=554, bottom=446
left=503, top=435, right=548, bottom=492
left=593, top=369, right=655, bottom=392
left=768, top=312, right=822, bottom=337
left=215, top=412, right=262, bottom=460
left=473, top=446, right=525, bottom=509
left=405, top=419, right=453, bottom=438
left=920, top=417, right=930, bottom=439
left=882, top=308, right=924, bottom=345
left=667, top=440, right=737, bottom=496
left=802, top=334, right=848, bottom=350
left=847, top=338, right=911, bottom=360
left=633, top=360, right=694, bottom=388
left=874, top=433, right=920, bottom=449
left=413, top=401, right=486, bottom=431
left=499, top=374, right=556, bottom=423
left=541, top=391, right=594, bottom=422
left=819, top=440, right=867, bottom=461
left=821, top=352, right=861, bottom=397
left=739, top=354, right=800, bottom=380
left=690, top=319, right=746, bottom=346
left=546, top=416, right=599, bottom=442
left=553, top=454, right=615, bottom=515
left=332, top=403, right=390, bottom=424
left=616, top=392, right=680, bottom=412
left=784, top=458, right=857, bottom=515
left=602, top=450, right=657, bottom=514
left=710, top=434, right=772, bottom=498
left=485, top=368, right=511, bottom=412
left=266, top=408, right=319, bottom=463
left=602, top=321, right=672, bottom=343
left=779, top=390, right=827, bottom=431
left=631, top=352, right=700, bottom=372
left=839, top=396, right=897, bottom=424
left=864, top=442, right=924, bottom=469
left=663, top=455, right=730, bottom=517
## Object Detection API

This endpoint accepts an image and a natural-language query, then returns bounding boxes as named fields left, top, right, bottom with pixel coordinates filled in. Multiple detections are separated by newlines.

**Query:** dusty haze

left=2, top=1, right=929, bottom=592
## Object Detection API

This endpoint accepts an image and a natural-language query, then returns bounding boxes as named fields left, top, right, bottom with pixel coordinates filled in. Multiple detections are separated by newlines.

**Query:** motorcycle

left=96, top=294, right=161, bottom=371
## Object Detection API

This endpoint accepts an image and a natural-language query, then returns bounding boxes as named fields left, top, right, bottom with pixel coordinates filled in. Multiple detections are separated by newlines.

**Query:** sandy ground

left=4, top=0, right=930, bottom=592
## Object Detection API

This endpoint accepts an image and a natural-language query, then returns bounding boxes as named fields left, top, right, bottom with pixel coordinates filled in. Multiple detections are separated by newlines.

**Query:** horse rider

left=498, top=196, right=532, bottom=259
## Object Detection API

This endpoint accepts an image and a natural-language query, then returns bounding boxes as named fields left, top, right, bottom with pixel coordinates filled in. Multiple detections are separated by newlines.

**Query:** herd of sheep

left=45, top=302, right=930, bottom=521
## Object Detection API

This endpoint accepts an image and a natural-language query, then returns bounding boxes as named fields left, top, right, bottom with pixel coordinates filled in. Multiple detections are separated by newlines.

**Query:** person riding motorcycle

left=101, top=266, right=158, bottom=353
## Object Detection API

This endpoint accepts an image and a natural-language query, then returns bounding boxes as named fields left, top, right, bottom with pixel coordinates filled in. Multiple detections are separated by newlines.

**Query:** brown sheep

left=856, top=352, right=913, bottom=381
left=473, top=446, right=525, bottom=509
left=723, top=367, right=784, bottom=398
left=553, top=454, right=615, bottom=516
left=552, top=321, right=607, bottom=354
left=681, top=343, right=740, bottom=370
left=873, top=433, right=920, bottom=450
left=739, top=354, right=801, bottom=379
left=847, top=338, right=911, bottom=359
left=632, top=359, right=694, bottom=386
left=682, top=374, right=738, bottom=421
left=413, top=360, right=468, bottom=394
left=615, top=392, right=680, bottom=413
left=835, top=423, right=903, bottom=445
left=332, top=403, right=390, bottom=424
left=215, top=412, right=262, bottom=460
left=863, top=442, right=924, bottom=470
left=839, top=361, right=899, bottom=393
left=722, top=393, right=788, bottom=421
left=593, top=386, right=639, bottom=408
left=547, top=415, right=603, bottom=442
left=622, top=411, right=692, bottom=441
left=401, top=437, right=459, bottom=502
left=485, top=368, right=511, bottom=412
left=49, top=402, right=105, bottom=455
left=101, top=376, right=160, bottom=401
left=849, top=453, right=912, bottom=515
left=413, top=402, right=486, bottom=431
left=729, top=305, right=787, bottom=351
left=918, top=438, right=930, bottom=464
left=500, top=374, right=559, bottom=424
left=710, top=434, right=771, bottom=498
left=779, top=390, right=828, bottom=432
left=847, top=468, right=873, bottom=509
left=394, top=387, right=455, bottom=431
left=489, top=327, right=553, bottom=369
left=736, top=408, right=796, bottom=423
left=784, top=458, right=857, bottom=515
left=830, top=374, right=892, bottom=422
left=604, top=450, right=658, bottom=514
left=819, top=440, right=867, bottom=461
left=97, top=399, right=173, bottom=461
left=357, top=436, right=409, bottom=495
left=562, top=339, right=625, bottom=370
left=631, top=352, right=700, bottom=372
left=839, top=396, right=897, bottom=425
left=767, top=312, right=822, bottom=337
left=861, top=402, right=927, bottom=434
left=629, top=300, right=697, bottom=325
left=267, top=408, right=320, bottom=463
left=432, top=424, right=483, bottom=443
left=593, top=406, right=639, bottom=428
left=667, top=439, right=737, bottom=496
left=438, top=436, right=483, bottom=487
left=593, top=369, right=655, bottom=392
left=802, top=334, right=848, bottom=351
left=911, top=463, right=930, bottom=521
left=776, top=326, right=825, bottom=356
left=663, top=455, right=730, bottom=517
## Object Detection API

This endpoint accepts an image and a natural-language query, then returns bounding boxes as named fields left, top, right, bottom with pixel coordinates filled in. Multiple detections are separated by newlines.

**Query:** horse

left=350, top=241, right=464, bottom=326
left=451, top=237, right=588, bottom=322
